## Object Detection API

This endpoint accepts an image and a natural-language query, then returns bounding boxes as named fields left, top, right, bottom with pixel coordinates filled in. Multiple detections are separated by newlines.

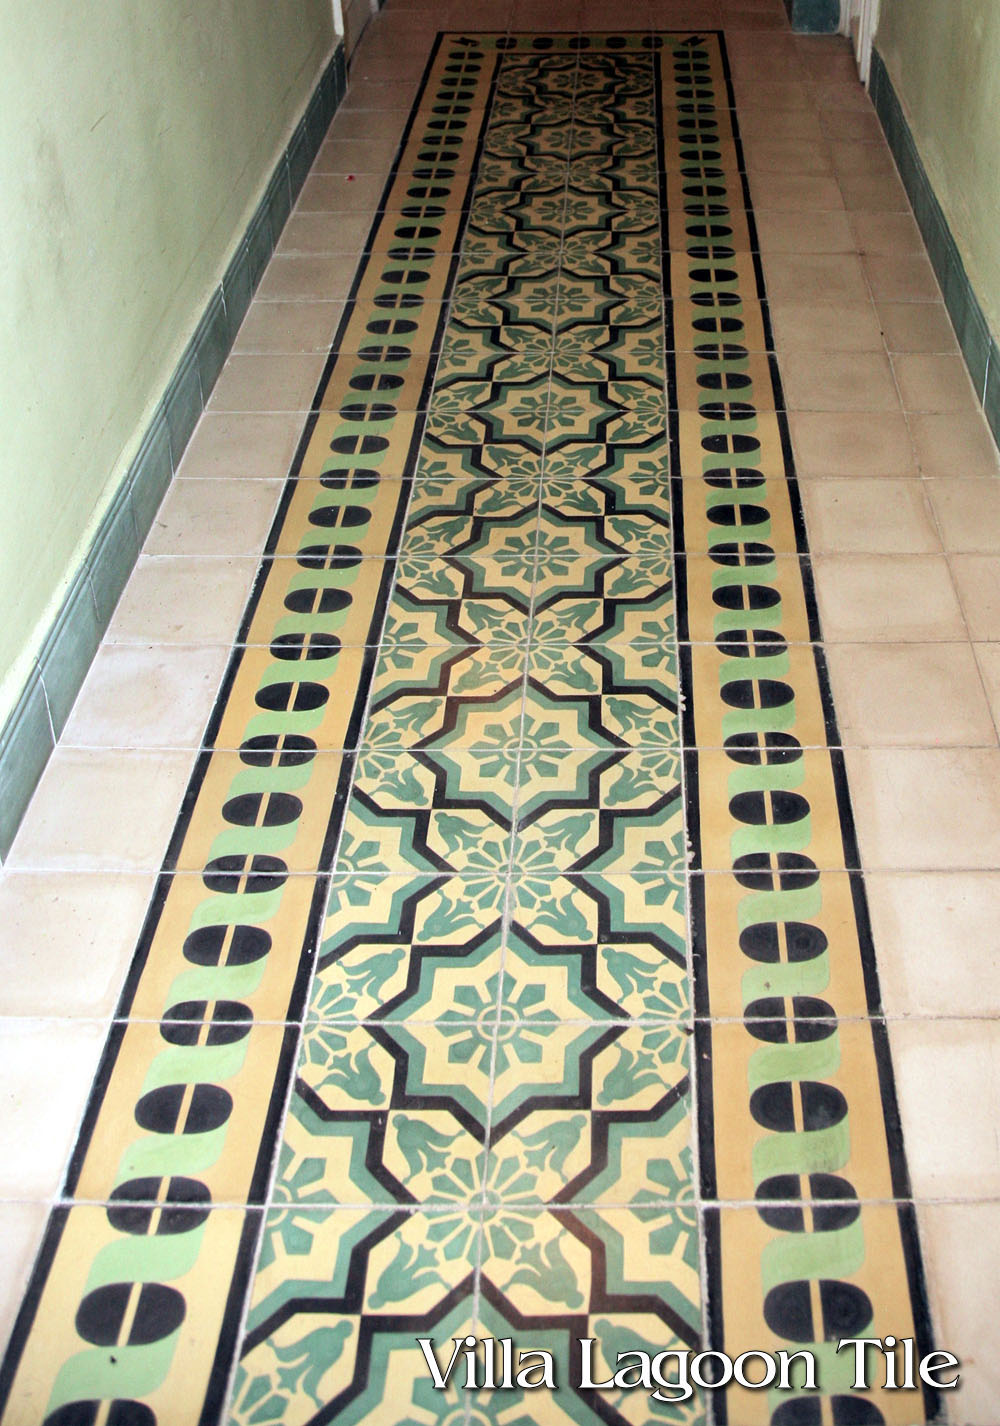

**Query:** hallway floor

left=2, top=2, right=1000, bottom=1423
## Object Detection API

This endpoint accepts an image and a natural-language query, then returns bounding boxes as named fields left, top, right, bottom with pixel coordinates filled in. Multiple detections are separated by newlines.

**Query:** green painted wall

left=0, top=1, right=335, bottom=726
left=876, top=0, right=1000, bottom=336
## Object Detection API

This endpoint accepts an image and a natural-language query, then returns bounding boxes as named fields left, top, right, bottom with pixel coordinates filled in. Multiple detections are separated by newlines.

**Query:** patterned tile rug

left=0, top=32, right=937, bottom=1426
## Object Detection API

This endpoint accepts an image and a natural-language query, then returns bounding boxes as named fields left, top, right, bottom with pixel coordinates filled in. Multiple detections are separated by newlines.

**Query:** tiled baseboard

left=0, top=42, right=347, bottom=863
left=870, top=47, right=999, bottom=448
left=783, top=0, right=840, bottom=32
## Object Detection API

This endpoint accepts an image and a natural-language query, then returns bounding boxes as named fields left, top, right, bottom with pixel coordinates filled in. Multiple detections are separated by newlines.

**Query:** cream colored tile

left=0, top=871, right=152, bottom=1016
left=761, top=252, right=869, bottom=304
left=107, top=556, right=257, bottom=644
left=742, top=138, right=832, bottom=175
left=325, top=107, right=409, bottom=145
left=889, top=1019, right=1000, bottom=1196
left=813, top=555, right=964, bottom=641
left=812, top=81, right=872, bottom=112
left=61, top=644, right=229, bottom=749
left=737, top=109, right=824, bottom=141
left=206, top=354, right=326, bottom=413
left=0, top=1202, right=48, bottom=1356
left=878, top=300, right=960, bottom=353
left=788, top=411, right=916, bottom=476
left=255, top=255, right=361, bottom=302
left=729, top=80, right=814, bottom=111
left=828, top=139, right=899, bottom=179
left=926, top=481, right=1000, bottom=553
left=818, top=108, right=882, bottom=141
left=781, top=351, right=899, bottom=411
left=0, top=1019, right=107, bottom=1196
left=864, top=253, right=942, bottom=302
left=340, top=80, right=420, bottom=112
left=232, top=300, right=343, bottom=355
left=177, top=412, right=304, bottom=478
left=753, top=209, right=854, bottom=253
left=868, top=872, right=1000, bottom=1017
left=849, top=209, right=924, bottom=255
left=800, top=479, right=938, bottom=554
left=313, top=137, right=400, bottom=174
left=277, top=212, right=374, bottom=255
left=770, top=299, right=884, bottom=351
left=5, top=748, right=194, bottom=873
left=909, top=414, right=1000, bottom=478
left=892, top=353, right=980, bottom=413
left=845, top=746, right=1000, bottom=869
left=745, top=171, right=844, bottom=211
left=795, top=41, right=858, bottom=84
left=917, top=1203, right=1000, bottom=1424
left=951, top=556, right=1000, bottom=641
left=826, top=643, right=995, bottom=746
left=974, top=644, right=1000, bottom=734
left=145, top=479, right=281, bottom=557
left=837, top=169, right=909, bottom=210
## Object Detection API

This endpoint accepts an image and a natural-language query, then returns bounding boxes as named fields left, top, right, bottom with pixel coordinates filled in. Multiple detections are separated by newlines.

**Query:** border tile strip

left=0, top=42, right=348, bottom=863
left=870, top=46, right=1000, bottom=448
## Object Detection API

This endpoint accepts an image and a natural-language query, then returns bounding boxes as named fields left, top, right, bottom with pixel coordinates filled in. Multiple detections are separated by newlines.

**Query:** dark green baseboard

left=870, top=48, right=999, bottom=446
left=784, top=0, right=840, bottom=33
left=0, top=42, right=347, bottom=862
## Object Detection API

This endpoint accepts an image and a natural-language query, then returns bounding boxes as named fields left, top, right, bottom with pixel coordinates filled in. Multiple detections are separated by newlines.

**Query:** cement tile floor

left=2, top=2, right=1000, bottom=1423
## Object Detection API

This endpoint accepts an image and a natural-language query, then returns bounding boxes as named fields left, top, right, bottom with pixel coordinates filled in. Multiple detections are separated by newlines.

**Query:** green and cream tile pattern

left=0, top=31, right=937, bottom=1426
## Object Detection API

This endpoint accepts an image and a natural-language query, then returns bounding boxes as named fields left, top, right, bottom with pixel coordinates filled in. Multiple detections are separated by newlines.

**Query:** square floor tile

left=826, top=642, right=996, bottom=747
left=788, top=411, right=916, bottom=476
left=813, top=555, right=964, bottom=641
left=800, top=478, right=938, bottom=554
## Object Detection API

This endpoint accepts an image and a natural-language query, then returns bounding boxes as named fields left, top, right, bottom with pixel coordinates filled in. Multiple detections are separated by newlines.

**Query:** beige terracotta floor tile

left=926, top=480, right=1000, bottom=553
left=781, top=351, right=899, bottom=411
left=788, top=410, right=916, bottom=476
left=818, top=108, right=883, bottom=141
left=5, top=748, right=195, bottom=873
left=0, top=1019, right=107, bottom=1196
left=729, top=79, right=813, bottom=110
left=0, top=1202, right=48, bottom=1356
left=741, top=137, right=833, bottom=174
left=837, top=168, right=909, bottom=210
left=826, top=643, right=995, bottom=747
left=323, top=107, right=410, bottom=145
left=950, top=555, right=1000, bottom=641
left=889, top=1018, right=1000, bottom=1197
left=753, top=208, right=854, bottom=253
left=313, top=137, right=400, bottom=174
left=973, top=643, right=1000, bottom=734
left=107, top=556, right=258, bottom=644
left=867, top=872, right=1000, bottom=1017
left=917, top=1203, right=1000, bottom=1424
left=845, top=746, right=1000, bottom=870
left=175, top=412, right=305, bottom=478
left=849, top=209, right=924, bottom=255
left=232, top=300, right=344, bottom=355
left=812, top=80, right=874, bottom=112
left=0, top=871, right=152, bottom=1017
left=145, top=479, right=281, bottom=557
left=770, top=299, right=884, bottom=351
left=813, top=555, right=965, bottom=641
left=761, top=252, right=870, bottom=304
left=892, top=353, right=981, bottom=413
left=828, top=138, right=899, bottom=179
left=863, top=252, right=942, bottom=302
left=737, top=108, right=824, bottom=141
left=293, top=171, right=385, bottom=212
left=206, top=354, right=327, bottom=413
left=800, top=478, right=938, bottom=554
left=61, top=644, right=229, bottom=749
left=910, top=413, right=1000, bottom=477
left=744, top=171, right=844, bottom=211
left=276, top=211, right=376, bottom=254
left=254, top=254, right=361, bottom=302
left=877, top=300, right=960, bottom=353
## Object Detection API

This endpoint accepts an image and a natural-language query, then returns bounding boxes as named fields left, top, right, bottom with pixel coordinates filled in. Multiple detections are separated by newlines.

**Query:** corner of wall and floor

left=0, top=42, right=349, bottom=866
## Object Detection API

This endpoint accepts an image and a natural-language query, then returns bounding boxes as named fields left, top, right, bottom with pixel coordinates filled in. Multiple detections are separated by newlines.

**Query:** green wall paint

left=0, top=2, right=335, bottom=726
left=876, top=0, right=1000, bottom=337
